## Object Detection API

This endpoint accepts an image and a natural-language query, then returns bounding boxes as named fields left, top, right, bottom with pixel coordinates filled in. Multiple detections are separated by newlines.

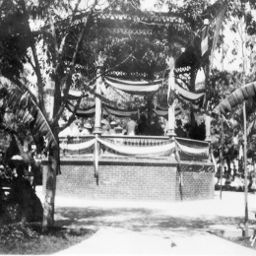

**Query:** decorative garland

left=59, top=137, right=209, bottom=158
left=104, top=76, right=163, bottom=94
left=60, top=138, right=95, bottom=151
left=67, top=75, right=205, bottom=119
left=176, top=141, right=209, bottom=157
left=175, top=83, right=205, bottom=103
left=97, top=138, right=175, bottom=156
left=67, top=102, right=96, bottom=117
left=104, top=105, right=138, bottom=117
left=67, top=100, right=183, bottom=118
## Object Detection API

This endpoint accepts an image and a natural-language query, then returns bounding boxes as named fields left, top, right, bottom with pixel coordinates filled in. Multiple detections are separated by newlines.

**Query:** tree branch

left=49, top=14, right=59, bottom=67
left=26, top=54, right=36, bottom=74
left=52, top=52, right=133, bottom=125
left=20, top=0, right=46, bottom=113
left=57, top=0, right=82, bottom=58
left=59, top=97, right=82, bottom=132
left=52, top=22, right=88, bottom=124
left=52, top=1, right=99, bottom=125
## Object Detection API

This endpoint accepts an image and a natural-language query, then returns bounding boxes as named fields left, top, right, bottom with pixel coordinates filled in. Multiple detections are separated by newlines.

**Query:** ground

left=0, top=189, right=256, bottom=254
left=0, top=223, right=95, bottom=254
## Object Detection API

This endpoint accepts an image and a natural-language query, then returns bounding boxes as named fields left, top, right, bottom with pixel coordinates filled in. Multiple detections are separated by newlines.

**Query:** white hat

left=115, top=125, right=123, bottom=131
left=110, top=121, right=117, bottom=126
left=84, top=123, right=92, bottom=129
left=101, top=119, right=109, bottom=125
left=11, top=155, right=23, bottom=160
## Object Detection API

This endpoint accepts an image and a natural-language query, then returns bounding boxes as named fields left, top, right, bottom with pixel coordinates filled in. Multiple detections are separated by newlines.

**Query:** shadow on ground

left=55, top=207, right=248, bottom=235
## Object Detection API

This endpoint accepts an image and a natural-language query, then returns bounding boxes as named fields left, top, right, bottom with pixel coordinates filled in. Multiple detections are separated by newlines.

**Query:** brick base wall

left=49, top=159, right=214, bottom=202
left=175, top=164, right=215, bottom=200
left=56, top=164, right=178, bottom=201
left=176, top=171, right=214, bottom=200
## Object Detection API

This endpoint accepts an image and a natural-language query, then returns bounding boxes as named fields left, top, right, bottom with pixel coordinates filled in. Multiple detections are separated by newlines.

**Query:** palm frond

left=0, top=79, right=57, bottom=146
left=247, top=118, right=256, bottom=137
left=213, top=81, right=256, bottom=114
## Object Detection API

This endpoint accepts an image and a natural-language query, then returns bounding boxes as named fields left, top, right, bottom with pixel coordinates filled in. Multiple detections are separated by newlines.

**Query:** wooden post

left=240, top=15, right=249, bottom=237
left=94, top=134, right=100, bottom=185
left=243, top=101, right=249, bottom=237
left=219, top=115, right=224, bottom=200
left=166, top=56, right=176, bottom=138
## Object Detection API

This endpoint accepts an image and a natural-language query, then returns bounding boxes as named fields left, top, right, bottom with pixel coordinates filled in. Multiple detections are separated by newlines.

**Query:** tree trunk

left=42, top=145, right=59, bottom=231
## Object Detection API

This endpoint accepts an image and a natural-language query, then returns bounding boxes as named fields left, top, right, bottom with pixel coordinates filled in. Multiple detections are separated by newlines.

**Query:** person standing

left=80, top=122, right=93, bottom=135
left=126, top=114, right=137, bottom=136
left=101, top=119, right=110, bottom=135
left=109, top=120, right=117, bottom=135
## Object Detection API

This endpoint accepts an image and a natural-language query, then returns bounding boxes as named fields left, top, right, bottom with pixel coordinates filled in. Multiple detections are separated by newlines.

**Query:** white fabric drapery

left=60, top=138, right=95, bottom=151
left=59, top=137, right=209, bottom=158
left=104, top=76, right=163, bottom=93
left=98, top=138, right=176, bottom=156
left=176, top=141, right=209, bottom=157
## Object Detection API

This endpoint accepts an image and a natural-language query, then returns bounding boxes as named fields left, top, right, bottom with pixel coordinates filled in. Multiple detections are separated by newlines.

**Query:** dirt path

left=36, top=189, right=256, bottom=254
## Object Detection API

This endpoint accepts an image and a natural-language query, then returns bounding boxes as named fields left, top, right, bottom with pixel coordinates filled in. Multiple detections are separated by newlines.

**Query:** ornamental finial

left=95, top=51, right=106, bottom=68
left=166, top=56, right=175, bottom=70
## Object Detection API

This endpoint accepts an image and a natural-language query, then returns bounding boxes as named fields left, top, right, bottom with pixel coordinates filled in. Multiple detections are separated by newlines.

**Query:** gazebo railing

left=59, top=135, right=210, bottom=161
left=59, top=135, right=171, bottom=157
left=59, top=135, right=95, bottom=156
left=101, top=135, right=170, bottom=146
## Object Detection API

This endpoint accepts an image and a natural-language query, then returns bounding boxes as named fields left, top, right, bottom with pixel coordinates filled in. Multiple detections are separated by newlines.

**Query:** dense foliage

left=0, top=0, right=29, bottom=78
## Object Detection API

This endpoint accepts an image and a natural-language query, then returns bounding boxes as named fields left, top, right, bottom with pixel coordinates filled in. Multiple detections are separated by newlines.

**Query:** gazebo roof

left=64, top=0, right=225, bottom=81
left=66, top=1, right=226, bottom=118
left=74, top=6, right=194, bottom=48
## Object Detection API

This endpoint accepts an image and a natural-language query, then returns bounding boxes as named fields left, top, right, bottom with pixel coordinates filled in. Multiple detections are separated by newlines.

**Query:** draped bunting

left=153, top=108, right=168, bottom=117
left=105, top=76, right=204, bottom=103
left=176, top=141, right=209, bottom=157
left=176, top=76, right=190, bottom=91
left=105, top=75, right=205, bottom=107
left=59, top=136, right=209, bottom=158
left=97, top=138, right=176, bottom=156
left=195, top=68, right=206, bottom=91
left=67, top=103, right=182, bottom=118
left=67, top=102, right=96, bottom=117
left=67, top=102, right=185, bottom=120
left=175, top=82, right=205, bottom=103
left=104, top=76, right=163, bottom=93
left=153, top=107, right=182, bottom=117
left=104, top=106, right=138, bottom=117
left=66, top=75, right=206, bottom=120
left=60, top=138, right=95, bottom=151
left=67, top=101, right=138, bottom=118
left=67, top=76, right=205, bottom=118
left=68, top=90, right=83, bottom=99
left=201, top=24, right=209, bottom=56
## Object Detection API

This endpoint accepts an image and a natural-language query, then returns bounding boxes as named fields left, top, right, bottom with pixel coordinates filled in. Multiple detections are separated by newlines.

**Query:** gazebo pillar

left=204, top=113, right=211, bottom=142
left=166, top=56, right=176, bottom=138
left=93, top=53, right=105, bottom=185
left=94, top=60, right=104, bottom=134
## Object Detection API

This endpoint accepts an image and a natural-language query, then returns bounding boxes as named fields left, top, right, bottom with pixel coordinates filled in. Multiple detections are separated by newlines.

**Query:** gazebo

left=52, top=1, right=225, bottom=201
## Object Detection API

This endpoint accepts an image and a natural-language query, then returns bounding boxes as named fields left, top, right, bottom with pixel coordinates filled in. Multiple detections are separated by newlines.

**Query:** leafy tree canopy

left=0, top=0, right=29, bottom=78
